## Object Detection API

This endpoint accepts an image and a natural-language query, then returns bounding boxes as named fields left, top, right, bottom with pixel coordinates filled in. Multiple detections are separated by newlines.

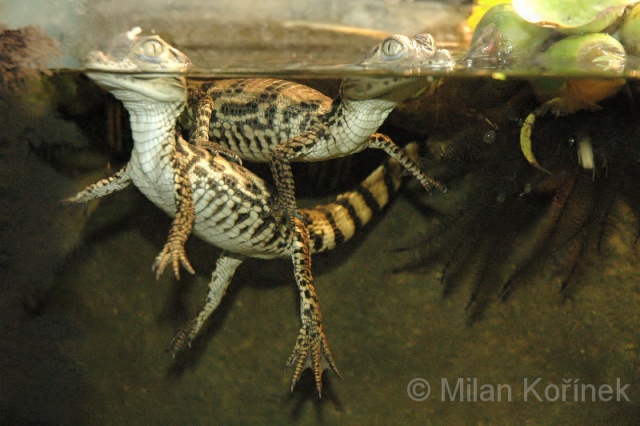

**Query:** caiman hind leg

left=368, top=133, right=447, bottom=194
left=63, top=164, right=131, bottom=204
left=168, top=252, right=244, bottom=354
left=187, top=88, right=242, bottom=164
left=287, top=214, right=340, bottom=397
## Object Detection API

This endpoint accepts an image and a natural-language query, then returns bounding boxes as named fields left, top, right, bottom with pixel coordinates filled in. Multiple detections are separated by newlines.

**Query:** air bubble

left=483, top=130, right=497, bottom=144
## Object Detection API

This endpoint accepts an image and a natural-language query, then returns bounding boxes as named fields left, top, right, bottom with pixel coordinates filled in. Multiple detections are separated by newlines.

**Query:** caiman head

left=83, top=27, right=191, bottom=104
left=341, top=33, right=453, bottom=103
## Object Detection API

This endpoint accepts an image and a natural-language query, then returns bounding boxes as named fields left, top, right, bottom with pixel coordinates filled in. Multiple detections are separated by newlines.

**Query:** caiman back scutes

left=187, top=78, right=333, bottom=159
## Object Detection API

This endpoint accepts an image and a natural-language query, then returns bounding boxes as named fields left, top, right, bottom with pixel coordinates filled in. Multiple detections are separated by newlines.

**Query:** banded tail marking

left=303, top=142, right=418, bottom=253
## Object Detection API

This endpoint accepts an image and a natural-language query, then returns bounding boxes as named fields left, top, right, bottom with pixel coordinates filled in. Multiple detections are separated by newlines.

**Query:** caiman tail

left=303, top=142, right=419, bottom=254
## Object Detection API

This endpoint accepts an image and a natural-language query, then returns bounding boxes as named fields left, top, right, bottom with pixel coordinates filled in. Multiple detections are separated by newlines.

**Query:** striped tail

left=302, top=142, right=420, bottom=253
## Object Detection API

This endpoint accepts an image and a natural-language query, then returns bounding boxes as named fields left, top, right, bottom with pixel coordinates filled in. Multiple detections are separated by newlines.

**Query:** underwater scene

left=2, top=1, right=640, bottom=424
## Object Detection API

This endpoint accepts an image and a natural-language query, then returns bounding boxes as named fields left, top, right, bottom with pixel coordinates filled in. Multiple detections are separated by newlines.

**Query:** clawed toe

left=287, top=325, right=340, bottom=397
left=152, top=244, right=195, bottom=280
left=267, top=197, right=297, bottom=228
left=192, top=138, right=243, bottom=165
left=166, top=323, right=194, bottom=356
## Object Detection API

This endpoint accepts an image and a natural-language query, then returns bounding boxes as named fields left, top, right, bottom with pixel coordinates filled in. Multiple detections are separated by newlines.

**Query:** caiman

left=185, top=32, right=453, bottom=228
left=66, top=27, right=431, bottom=395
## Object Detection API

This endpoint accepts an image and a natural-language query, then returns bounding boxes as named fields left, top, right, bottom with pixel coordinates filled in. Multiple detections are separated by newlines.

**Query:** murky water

left=1, top=68, right=640, bottom=424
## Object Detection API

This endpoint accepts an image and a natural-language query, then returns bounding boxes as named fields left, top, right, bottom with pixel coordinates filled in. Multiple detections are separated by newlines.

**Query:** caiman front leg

left=368, top=133, right=448, bottom=194
left=187, top=88, right=242, bottom=165
left=287, top=214, right=340, bottom=397
left=63, top=164, right=131, bottom=204
left=152, top=148, right=196, bottom=280
left=269, top=132, right=320, bottom=227
left=168, top=252, right=244, bottom=354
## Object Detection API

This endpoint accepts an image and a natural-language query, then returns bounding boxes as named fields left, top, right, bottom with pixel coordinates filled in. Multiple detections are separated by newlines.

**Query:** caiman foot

left=266, top=195, right=297, bottom=228
left=166, top=319, right=197, bottom=356
left=191, top=137, right=243, bottom=165
left=152, top=242, right=195, bottom=280
left=287, top=322, right=341, bottom=397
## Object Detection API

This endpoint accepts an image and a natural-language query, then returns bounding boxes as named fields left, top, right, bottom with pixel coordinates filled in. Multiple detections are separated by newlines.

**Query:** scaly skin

left=67, top=27, right=421, bottom=396
left=185, top=33, right=452, bottom=226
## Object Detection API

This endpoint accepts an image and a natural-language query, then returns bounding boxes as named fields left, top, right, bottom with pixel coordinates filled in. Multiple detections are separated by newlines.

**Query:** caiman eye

left=141, top=39, right=164, bottom=58
left=381, top=38, right=404, bottom=58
